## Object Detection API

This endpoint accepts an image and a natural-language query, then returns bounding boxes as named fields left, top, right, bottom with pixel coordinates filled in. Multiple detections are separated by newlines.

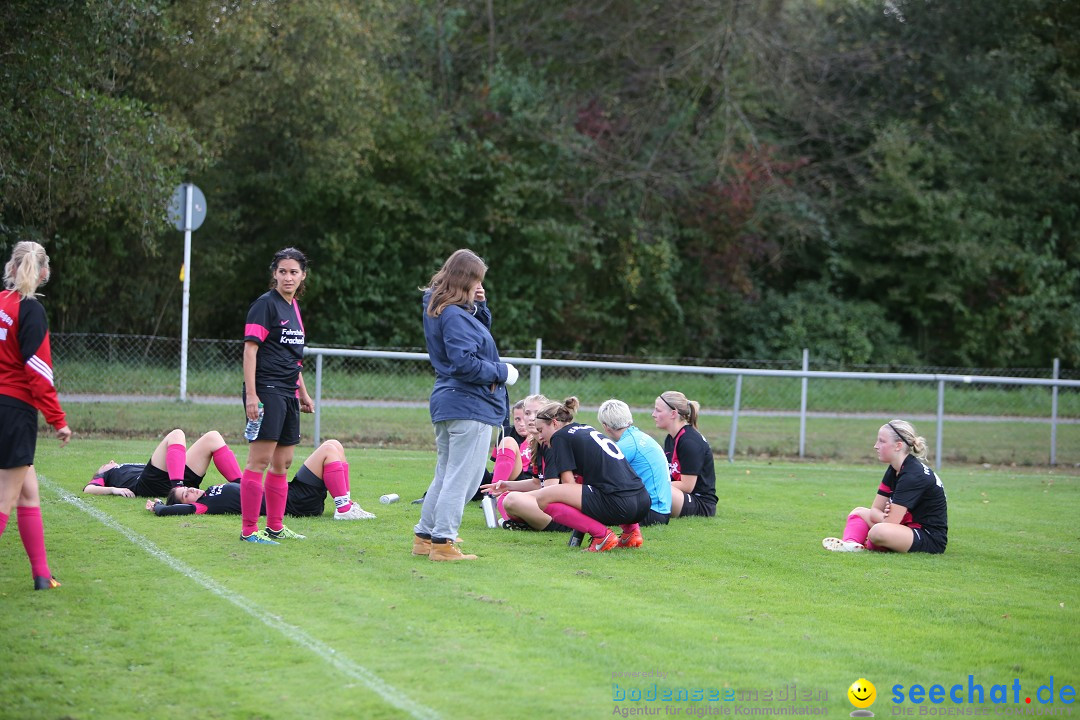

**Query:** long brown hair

left=423, top=249, right=487, bottom=318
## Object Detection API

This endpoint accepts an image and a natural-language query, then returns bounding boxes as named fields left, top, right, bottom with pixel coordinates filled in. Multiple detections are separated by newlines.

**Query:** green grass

left=2, top=439, right=1078, bottom=719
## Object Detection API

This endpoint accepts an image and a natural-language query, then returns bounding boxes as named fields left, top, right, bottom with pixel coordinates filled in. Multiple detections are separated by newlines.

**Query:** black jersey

left=100, top=462, right=203, bottom=497
left=877, top=455, right=949, bottom=543
left=244, top=290, right=305, bottom=397
left=101, top=463, right=145, bottom=491
left=153, top=481, right=240, bottom=516
left=664, top=425, right=718, bottom=505
left=544, top=423, right=643, bottom=496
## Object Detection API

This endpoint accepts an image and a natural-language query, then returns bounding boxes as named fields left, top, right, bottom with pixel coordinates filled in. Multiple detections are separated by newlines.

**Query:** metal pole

left=936, top=380, right=945, bottom=469
left=799, top=348, right=808, bottom=458
left=313, top=352, right=323, bottom=447
left=179, top=183, right=192, bottom=402
left=1050, top=358, right=1060, bottom=466
left=530, top=338, right=542, bottom=397
left=728, top=374, right=742, bottom=463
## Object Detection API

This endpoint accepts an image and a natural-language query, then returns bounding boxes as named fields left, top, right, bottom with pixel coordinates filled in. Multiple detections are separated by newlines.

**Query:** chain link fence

left=52, top=333, right=1080, bottom=466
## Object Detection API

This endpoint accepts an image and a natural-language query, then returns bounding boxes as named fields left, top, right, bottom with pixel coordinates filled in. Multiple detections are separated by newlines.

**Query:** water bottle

left=568, top=530, right=585, bottom=547
left=379, top=493, right=400, bottom=504
left=481, top=495, right=498, bottom=528
left=244, top=403, right=264, bottom=442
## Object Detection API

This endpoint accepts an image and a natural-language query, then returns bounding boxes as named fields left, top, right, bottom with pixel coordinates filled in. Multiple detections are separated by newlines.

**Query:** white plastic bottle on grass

left=244, top=403, right=264, bottom=442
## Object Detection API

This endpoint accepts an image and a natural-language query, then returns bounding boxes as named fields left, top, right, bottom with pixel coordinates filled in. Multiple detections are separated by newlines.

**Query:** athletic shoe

left=334, top=504, right=376, bottom=520
left=617, top=528, right=643, bottom=548
left=500, top=519, right=531, bottom=531
left=241, top=530, right=279, bottom=545
left=33, top=576, right=61, bottom=591
left=265, top=525, right=306, bottom=540
left=586, top=531, right=618, bottom=553
left=822, top=537, right=865, bottom=552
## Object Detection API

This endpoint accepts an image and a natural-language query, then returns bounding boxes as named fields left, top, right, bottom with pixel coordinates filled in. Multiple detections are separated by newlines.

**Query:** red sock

left=212, top=446, right=242, bottom=483
left=166, top=443, right=186, bottom=486
left=0, top=510, right=8, bottom=539
left=323, top=461, right=351, bottom=513
left=492, top=447, right=517, bottom=484
left=620, top=523, right=640, bottom=535
left=17, top=506, right=51, bottom=578
left=240, top=469, right=264, bottom=535
left=843, top=513, right=870, bottom=544
left=264, top=472, right=288, bottom=531
left=545, top=502, right=608, bottom=539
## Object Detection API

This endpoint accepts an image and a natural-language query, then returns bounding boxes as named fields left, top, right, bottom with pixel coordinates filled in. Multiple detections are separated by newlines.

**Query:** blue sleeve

left=441, top=313, right=505, bottom=385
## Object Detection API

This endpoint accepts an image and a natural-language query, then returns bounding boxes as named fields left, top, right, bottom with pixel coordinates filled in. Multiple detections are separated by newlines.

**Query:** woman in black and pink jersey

left=240, top=247, right=315, bottom=545
left=652, top=390, right=717, bottom=518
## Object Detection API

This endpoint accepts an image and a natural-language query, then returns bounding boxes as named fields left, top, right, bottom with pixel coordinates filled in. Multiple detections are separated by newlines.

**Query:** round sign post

left=168, top=183, right=207, bottom=401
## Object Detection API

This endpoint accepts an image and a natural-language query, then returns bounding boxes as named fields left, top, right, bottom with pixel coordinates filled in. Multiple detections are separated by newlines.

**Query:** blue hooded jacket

left=422, top=290, right=509, bottom=425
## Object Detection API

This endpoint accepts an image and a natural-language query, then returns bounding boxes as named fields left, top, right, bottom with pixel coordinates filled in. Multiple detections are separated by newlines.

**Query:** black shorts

left=677, top=492, right=716, bottom=518
left=285, top=466, right=327, bottom=517
left=135, top=462, right=205, bottom=497
left=244, top=387, right=301, bottom=446
left=0, top=401, right=37, bottom=469
left=908, top=527, right=947, bottom=554
left=580, top=485, right=651, bottom=526
left=641, top=509, right=670, bottom=527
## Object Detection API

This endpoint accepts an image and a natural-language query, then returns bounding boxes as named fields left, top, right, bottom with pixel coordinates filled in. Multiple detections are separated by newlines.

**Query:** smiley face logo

left=848, top=678, right=877, bottom=711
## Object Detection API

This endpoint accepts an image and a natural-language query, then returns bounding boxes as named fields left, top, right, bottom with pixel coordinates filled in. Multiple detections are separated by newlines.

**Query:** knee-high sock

left=0, top=510, right=8, bottom=540
left=240, top=469, right=264, bottom=535
left=545, top=502, right=608, bottom=539
left=264, top=471, right=288, bottom=531
left=212, top=446, right=242, bottom=483
left=491, top=447, right=517, bottom=484
left=619, top=523, right=640, bottom=535
left=323, top=461, right=351, bottom=513
left=843, top=513, right=870, bottom=544
left=17, top=506, right=51, bottom=578
left=166, top=443, right=187, bottom=486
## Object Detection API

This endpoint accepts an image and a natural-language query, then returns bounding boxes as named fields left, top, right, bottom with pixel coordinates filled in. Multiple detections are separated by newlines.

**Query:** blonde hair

left=597, top=398, right=633, bottom=431
left=3, top=241, right=50, bottom=300
left=423, top=249, right=487, bottom=318
left=523, top=393, right=552, bottom=464
left=659, top=390, right=700, bottom=428
left=886, top=419, right=929, bottom=460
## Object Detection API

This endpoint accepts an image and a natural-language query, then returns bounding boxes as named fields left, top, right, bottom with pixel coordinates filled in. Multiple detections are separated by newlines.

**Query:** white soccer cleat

left=822, top=536, right=866, bottom=552
left=334, top=504, right=376, bottom=520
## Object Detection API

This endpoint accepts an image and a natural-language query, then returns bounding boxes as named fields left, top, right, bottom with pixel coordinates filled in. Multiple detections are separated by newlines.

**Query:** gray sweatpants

left=414, top=419, right=494, bottom=542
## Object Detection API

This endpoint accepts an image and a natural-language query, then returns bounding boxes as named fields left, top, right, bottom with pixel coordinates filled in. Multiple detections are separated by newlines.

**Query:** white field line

left=42, top=475, right=440, bottom=720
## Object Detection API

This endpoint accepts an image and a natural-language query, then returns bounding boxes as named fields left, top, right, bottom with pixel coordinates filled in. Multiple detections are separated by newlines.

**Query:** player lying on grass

left=822, top=419, right=948, bottom=554
left=146, top=439, right=374, bottom=525
left=484, top=397, right=651, bottom=552
left=85, top=429, right=242, bottom=498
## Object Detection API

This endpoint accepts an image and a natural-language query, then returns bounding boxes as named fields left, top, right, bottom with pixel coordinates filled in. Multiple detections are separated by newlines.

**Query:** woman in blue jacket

left=412, top=249, right=518, bottom=561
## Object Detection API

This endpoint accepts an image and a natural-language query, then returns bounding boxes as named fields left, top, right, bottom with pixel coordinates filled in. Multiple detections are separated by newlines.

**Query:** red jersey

left=0, top=290, right=66, bottom=429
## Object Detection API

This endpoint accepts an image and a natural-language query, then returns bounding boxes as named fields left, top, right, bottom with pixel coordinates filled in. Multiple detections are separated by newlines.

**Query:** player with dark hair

left=822, top=419, right=948, bottom=554
left=147, top=439, right=375, bottom=521
left=491, top=397, right=651, bottom=552
left=240, top=247, right=315, bottom=544
left=0, top=240, right=71, bottom=590
left=652, top=390, right=717, bottom=518
left=84, top=429, right=243, bottom=498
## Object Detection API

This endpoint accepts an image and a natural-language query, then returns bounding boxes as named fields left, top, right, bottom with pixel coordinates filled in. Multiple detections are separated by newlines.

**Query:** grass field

left=2, top=437, right=1077, bottom=720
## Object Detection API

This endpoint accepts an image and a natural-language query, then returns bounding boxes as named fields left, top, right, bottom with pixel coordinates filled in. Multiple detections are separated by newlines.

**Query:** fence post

left=313, top=352, right=323, bottom=447
left=799, top=348, right=808, bottom=458
left=728, top=374, right=742, bottom=463
left=1050, top=358, right=1060, bottom=466
left=936, top=380, right=945, bottom=469
left=530, top=338, right=542, bottom=397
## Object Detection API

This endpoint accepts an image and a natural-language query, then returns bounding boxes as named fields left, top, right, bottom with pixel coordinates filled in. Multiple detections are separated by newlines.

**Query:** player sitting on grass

left=597, top=398, right=672, bottom=527
left=85, top=429, right=243, bottom=498
left=146, top=439, right=375, bottom=523
left=822, top=419, right=948, bottom=554
left=651, top=390, right=718, bottom=518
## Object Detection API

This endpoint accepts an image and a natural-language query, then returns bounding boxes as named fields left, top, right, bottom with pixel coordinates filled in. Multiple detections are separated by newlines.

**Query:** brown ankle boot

left=412, top=535, right=432, bottom=556
left=429, top=540, right=477, bottom=561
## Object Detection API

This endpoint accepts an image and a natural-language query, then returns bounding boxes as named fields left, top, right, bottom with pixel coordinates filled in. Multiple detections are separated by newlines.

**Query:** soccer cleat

left=586, top=531, right=618, bottom=553
left=241, top=529, right=280, bottom=545
left=34, top=576, right=61, bottom=591
left=500, top=519, right=531, bottom=531
left=617, top=528, right=643, bottom=549
left=822, top=537, right=865, bottom=552
left=265, top=525, right=306, bottom=540
left=334, top=504, right=376, bottom=520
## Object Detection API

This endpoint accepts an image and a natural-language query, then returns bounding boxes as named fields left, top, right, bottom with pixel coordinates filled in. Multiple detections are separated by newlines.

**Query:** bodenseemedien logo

left=849, top=678, right=877, bottom=717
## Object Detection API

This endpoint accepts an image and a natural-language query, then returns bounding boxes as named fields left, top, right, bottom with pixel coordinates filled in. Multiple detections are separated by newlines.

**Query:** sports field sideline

left=2, top=436, right=1077, bottom=719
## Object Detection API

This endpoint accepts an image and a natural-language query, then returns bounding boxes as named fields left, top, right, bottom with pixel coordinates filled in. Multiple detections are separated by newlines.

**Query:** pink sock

left=492, top=447, right=517, bottom=484
left=240, top=469, right=264, bottom=535
left=17, top=506, right=51, bottom=578
left=166, top=443, right=186, bottom=486
left=843, top=513, right=870, bottom=544
left=264, top=472, right=288, bottom=531
left=212, top=446, right=242, bottom=483
left=0, top=510, right=8, bottom=539
left=323, top=461, right=351, bottom=513
left=545, top=502, right=608, bottom=539
left=620, top=523, right=640, bottom=535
